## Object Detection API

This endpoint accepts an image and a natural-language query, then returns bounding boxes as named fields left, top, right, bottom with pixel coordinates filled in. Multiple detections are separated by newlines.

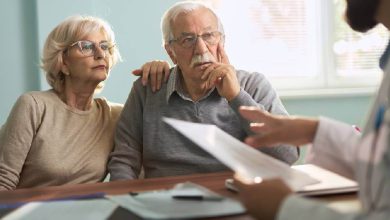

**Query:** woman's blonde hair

left=41, top=15, right=121, bottom=93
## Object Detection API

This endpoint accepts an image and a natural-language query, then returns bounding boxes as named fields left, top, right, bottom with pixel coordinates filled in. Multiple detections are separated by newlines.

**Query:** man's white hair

left=160, top=1, right=224, bottom=46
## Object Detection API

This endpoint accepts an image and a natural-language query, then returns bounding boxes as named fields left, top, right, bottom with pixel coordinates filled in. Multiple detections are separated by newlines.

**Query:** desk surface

left=0, top=171, right=359, bottom=219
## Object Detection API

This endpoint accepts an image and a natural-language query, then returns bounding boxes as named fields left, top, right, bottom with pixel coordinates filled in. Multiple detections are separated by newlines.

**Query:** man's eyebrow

left=179, top=28, right=216, bottom=36
left=180, top=32, right=195, bottom=36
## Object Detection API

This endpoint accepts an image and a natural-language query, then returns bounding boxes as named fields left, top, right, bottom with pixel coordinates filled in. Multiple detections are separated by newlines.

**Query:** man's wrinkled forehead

left=170, top=8, right=219, bottom=35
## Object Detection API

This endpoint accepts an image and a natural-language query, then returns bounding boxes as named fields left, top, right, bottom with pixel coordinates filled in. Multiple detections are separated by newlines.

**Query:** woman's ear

left=61, top=65, right=70, bottom=76
left=165, top=44, right=177, bottom=64
left=61, top=54, right=70, bottom=76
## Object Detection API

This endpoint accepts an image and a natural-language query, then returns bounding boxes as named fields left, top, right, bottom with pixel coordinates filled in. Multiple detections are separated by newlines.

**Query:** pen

left=129, top=189, right=168, bottom=196
left=172, top=195, right=224, bottom=201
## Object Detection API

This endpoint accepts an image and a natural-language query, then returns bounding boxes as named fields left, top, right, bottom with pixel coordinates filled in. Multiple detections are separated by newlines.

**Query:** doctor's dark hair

left=345, top=0, right=380, bottom=32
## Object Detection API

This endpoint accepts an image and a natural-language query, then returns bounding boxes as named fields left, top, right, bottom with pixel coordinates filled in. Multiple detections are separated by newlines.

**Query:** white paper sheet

left=163, top=117, right=319, bottom=191
left=3, top=199, right=117, bottom=220
left=106, top=182, right=245, bottom=219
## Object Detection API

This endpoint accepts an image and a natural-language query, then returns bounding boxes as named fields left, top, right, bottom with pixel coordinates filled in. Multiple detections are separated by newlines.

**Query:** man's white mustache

left=190, top=52, right=216, bottom=68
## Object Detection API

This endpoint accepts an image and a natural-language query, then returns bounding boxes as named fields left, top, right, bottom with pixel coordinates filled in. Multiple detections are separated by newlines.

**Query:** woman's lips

left=93, top=65, right=106, bottom=70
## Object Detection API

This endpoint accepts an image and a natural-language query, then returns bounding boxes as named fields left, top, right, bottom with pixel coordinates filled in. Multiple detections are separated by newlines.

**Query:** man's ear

left=220, top=35, right=226, bottom=47
left=165, top=44, right=177, bottom=64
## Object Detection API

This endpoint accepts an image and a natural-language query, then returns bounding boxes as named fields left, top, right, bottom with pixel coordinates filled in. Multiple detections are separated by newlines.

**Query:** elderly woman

left=0, top=15, right=168, bottom=190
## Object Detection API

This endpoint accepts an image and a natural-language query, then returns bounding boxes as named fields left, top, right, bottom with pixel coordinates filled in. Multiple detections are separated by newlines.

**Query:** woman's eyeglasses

left=67, top=40, right=115, bottom=57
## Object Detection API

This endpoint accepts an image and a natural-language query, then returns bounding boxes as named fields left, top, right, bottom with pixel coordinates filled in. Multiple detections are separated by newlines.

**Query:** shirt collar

left=165, top=66, right=216, bottom=102
left=166, top=66, right=181, bottom=102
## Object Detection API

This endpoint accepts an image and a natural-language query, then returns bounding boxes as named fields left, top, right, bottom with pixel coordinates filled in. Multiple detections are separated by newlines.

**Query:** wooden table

left=0, top=171, right=359, bottom=219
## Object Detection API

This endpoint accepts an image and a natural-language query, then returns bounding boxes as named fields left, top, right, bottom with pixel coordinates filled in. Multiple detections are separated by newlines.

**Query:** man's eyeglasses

left=68, top=40, right=115, bottom=57
left=169, top=31, right=223, bottom=49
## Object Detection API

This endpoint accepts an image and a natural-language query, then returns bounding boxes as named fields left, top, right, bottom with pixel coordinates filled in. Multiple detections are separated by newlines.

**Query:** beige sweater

left=0, top=90, right=123, bottom=190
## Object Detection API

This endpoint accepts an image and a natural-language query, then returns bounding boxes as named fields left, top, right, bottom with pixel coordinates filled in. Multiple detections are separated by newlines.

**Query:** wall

left=0, top=0, right=374, bottom=134
left=0, top=0, right=40, bottom=124
left=283, top=95, right=373, bottom=127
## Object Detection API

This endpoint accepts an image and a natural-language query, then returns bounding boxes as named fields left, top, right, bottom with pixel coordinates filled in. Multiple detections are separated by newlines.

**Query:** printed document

left=163, top=117, right=319, bottom=191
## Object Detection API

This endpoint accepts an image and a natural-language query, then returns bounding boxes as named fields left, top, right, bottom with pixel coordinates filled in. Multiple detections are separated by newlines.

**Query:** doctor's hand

left=201, top=43, right=240, bottom=101
left=132, top=60, right=171, bottom=92
left=239, top=106, right=319, bottom=147
left=234, top=176, right=292, bottom=220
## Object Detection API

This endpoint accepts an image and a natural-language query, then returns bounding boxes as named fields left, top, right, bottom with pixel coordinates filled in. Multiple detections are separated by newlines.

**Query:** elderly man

left=108, top=1, right=298, bottom=180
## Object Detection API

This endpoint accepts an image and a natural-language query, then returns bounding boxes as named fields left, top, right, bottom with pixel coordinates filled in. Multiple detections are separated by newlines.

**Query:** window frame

left=210, top=0, right=385, bottom=97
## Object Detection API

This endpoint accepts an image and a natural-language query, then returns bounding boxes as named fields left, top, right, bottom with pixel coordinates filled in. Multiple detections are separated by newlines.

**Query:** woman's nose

left=94, top=46, right=106, bottom=59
